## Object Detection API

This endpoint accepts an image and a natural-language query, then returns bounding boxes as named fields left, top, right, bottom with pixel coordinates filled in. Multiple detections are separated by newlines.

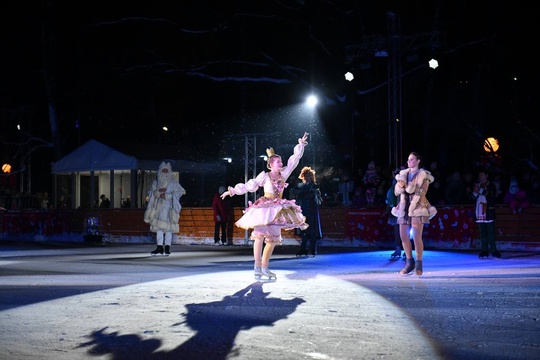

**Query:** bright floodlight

left=306, top=95, right=318, bottom=108
left=345, top=72, right=354, bottom=81
left=162, top=126, right=168, bottom=131
left=429, top=59, right=439, bottom=69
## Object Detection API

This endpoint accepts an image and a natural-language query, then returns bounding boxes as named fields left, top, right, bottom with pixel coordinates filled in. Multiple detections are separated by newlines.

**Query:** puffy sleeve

left=280, top=142, right=306, bottom=181
left=229, top=171, right=268, bottom=196
left=146, top=180, right=158, bottom=207
left=394, top=170, right=407, bottom=195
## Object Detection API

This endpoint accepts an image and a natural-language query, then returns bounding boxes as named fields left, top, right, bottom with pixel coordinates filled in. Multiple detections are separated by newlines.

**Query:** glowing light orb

left=345, top=72, right=354, bottom=81
left=483, top=137, right=499, bottom=153
left=306, top=95, right=318, bottom=108
left=2, top=163, right=11, bottom=173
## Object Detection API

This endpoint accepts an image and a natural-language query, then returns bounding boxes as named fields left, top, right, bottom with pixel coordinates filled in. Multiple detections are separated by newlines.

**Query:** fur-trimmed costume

left=144, top=161, right=186, bottom=234
left=391, top=168, right=437, bottom=222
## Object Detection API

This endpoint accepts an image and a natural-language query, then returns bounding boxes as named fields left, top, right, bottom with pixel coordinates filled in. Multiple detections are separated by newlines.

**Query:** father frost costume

left=144, top=161, right=186, bottom=256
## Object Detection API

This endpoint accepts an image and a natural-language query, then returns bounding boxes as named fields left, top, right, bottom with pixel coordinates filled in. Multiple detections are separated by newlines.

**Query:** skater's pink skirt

left=235, top=196, right=308, bottom=232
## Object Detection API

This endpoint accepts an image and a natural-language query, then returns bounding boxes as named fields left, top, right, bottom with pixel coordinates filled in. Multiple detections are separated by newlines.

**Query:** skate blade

left=399, top=270, right=414, bottom=275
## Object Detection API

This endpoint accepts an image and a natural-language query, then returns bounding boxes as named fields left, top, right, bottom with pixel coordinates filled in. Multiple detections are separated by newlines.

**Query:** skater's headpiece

left=266, top=147, right=281, bottom=169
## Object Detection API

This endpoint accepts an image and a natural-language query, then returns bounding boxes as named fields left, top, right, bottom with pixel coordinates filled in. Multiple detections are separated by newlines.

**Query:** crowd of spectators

left=1, top=164, right=540, bottom=211
left=305, top=164, right=540, bottom=210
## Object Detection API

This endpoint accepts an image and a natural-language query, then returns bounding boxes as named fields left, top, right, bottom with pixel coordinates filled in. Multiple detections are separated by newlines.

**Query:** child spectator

left=504, top=179, right=529, bottom=214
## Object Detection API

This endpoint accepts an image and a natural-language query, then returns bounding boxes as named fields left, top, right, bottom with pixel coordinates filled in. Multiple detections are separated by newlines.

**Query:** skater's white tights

left=253, top=238, right=276, bottom=268
left=156, top=231, right=172, bottom=246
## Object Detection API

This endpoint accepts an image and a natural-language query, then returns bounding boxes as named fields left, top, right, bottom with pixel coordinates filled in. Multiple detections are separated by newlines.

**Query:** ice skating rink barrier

left=1, top=205, right=539, bottom=251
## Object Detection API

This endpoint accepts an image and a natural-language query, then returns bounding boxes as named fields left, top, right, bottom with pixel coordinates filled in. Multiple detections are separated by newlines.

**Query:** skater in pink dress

left=221, top=132, right=310, bottom=279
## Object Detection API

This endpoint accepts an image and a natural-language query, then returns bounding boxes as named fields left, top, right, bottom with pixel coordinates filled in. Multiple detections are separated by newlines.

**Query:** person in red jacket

left=212, top=186, right=229, bottom=245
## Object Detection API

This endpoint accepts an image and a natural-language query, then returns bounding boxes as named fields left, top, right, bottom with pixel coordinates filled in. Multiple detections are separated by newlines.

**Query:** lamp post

left=305, top=95, right=318, bottom=167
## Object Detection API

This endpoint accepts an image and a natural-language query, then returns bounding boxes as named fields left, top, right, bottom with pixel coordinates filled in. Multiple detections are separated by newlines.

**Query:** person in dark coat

left=99, top=194, right=111, bottom=208
left=296, top=166, right=323, bottom=257
left=472, top=170, right=501, bottom=259
left=212, top=186, right=229, bottom=245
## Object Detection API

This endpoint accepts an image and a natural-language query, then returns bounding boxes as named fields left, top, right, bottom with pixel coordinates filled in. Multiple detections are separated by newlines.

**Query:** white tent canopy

left=51, top=139, right=226, bottom=209
left=52, top=140, right=225, bottom=175
left=52, top=139, right=138, bottom=174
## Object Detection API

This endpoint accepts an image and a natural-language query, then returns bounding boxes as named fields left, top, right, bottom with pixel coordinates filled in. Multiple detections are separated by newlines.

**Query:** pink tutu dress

left=228, top=142, right=308, bottom=243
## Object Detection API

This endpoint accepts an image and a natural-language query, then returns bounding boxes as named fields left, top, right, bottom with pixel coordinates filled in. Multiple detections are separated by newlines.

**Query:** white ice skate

left=254, top=266, right=262, bottom=280
left=260, top=267, right=277, bottom=280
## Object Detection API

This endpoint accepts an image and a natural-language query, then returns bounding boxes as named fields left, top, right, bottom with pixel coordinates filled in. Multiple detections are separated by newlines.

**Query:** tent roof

left=51, top=139, right=225, bottom=175
left=52, top=139, right=137, bottom=174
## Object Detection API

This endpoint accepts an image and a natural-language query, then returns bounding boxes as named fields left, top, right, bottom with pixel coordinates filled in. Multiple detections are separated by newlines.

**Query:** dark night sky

left=1, top=1, right=538, bottom=193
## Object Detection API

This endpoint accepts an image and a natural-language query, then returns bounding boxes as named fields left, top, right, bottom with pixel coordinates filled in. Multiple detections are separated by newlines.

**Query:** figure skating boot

left=296, top=249, right=308, bottom=258
left=479, top=251, right=489, bottom=259
left=415, top=260, right=423, bottom=276
left=151, top=245, right=164, bottom=256
left=492, top=251, right=502, bottom=259
left=254, top=266, right=262, bottom=280
left=390, top=250, right=401, bottom=260
left=261, top=267, right=277, bottom=280
left=164, top=245, right=171, bottom=256
left=399, top=258, right=416, bottom=275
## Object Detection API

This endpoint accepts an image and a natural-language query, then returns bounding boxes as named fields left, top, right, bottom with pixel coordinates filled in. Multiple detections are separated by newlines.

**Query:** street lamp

left=483, top=137, right=499, bottom=153
left=2, top=163, right=11, bottom=173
